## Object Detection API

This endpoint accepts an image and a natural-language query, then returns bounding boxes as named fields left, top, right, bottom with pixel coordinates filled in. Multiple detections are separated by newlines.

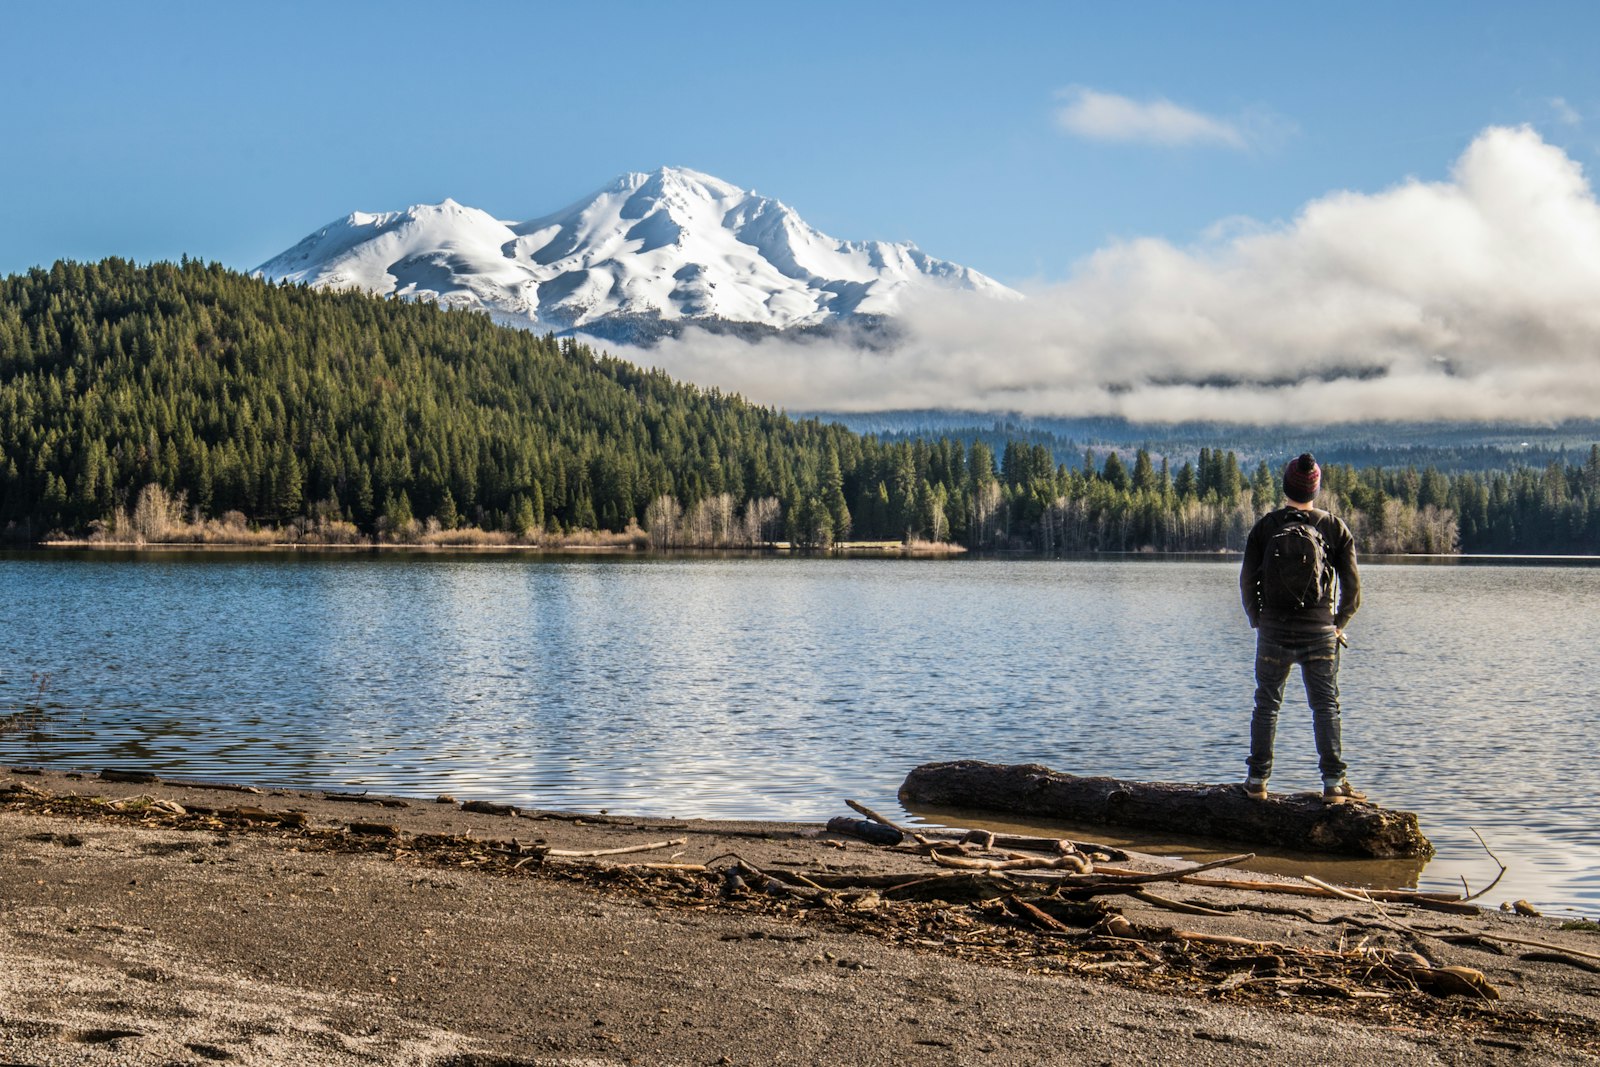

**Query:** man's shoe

left=1322, top=779, right=1367, bottom=803
left=1242, top=777, right=1269, bottom=799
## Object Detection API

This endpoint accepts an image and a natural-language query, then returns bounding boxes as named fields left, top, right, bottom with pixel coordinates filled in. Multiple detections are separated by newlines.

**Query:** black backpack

left=1261, top=515, right=1331, bottom=610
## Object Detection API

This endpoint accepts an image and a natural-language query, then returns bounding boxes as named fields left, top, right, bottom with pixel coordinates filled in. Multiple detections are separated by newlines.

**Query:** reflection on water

left=1, top=550, right=1597, bottom=915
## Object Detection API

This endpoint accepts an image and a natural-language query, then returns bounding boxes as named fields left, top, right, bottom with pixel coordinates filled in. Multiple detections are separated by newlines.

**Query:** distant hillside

left=815, top=411, right=1600, bottom=474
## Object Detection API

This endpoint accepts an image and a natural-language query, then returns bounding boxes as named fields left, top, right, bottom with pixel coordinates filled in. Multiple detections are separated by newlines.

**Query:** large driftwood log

left=899, top=761, right=1433, bottom=859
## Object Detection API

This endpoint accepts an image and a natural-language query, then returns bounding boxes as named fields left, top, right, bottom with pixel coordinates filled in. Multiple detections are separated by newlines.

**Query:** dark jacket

left=1240, top=506, right=1360, bottom=638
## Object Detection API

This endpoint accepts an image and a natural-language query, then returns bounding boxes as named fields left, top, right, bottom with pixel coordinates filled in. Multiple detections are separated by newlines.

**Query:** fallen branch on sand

left=1444, top=932, right=1600, bottom=965
left=546, top=837, right=687, bottom=858
left=1145, top=873, right=1482, bottom=915
left=926, top=850, right=1090, bottom=873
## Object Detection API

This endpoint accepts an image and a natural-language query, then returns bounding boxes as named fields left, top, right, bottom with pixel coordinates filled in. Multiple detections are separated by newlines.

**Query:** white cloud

left=1054, top=87, right=1247, bottom=148
left=619, top=126, right=1600, bottom=426
left=1551, top=96, right=1582, bottom=126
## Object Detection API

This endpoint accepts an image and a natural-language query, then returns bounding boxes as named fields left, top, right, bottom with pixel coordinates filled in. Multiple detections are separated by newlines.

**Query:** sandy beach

left=3, top=767, right=1598, bottom=1066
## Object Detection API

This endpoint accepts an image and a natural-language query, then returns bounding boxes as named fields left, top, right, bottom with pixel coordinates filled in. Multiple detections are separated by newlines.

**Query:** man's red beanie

left=1283, top=453, right=1321, bottom=503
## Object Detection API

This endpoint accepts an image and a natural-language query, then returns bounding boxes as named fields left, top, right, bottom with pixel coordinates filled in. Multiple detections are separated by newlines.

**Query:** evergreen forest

left=3, top=259, right=1599, bottom=555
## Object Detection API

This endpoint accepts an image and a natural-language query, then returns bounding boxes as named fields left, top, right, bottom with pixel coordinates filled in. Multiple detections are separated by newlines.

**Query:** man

left=1238, top=453, right=1364, bottom=802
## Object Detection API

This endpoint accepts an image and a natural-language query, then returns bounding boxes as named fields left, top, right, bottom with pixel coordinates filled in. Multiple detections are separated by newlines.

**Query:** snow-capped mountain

left=254, top=167, right=1017, bottom=342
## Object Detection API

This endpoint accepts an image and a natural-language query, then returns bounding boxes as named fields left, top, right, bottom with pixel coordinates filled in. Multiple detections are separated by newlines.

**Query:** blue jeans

left=1247, top=632, right=1346, bottom=781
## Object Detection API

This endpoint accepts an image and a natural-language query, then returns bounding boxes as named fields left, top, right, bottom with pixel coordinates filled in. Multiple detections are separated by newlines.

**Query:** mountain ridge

left=255, top=167, right=1017, bottom=341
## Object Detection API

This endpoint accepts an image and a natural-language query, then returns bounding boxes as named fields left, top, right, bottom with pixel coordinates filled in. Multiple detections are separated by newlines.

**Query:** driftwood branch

left=993, top=847, right=1093, bottom=872
left=1301, top=874, right=1379, bottom=906
left=1163, top=874, right=1480, bottom=915
left=1518, top=951, right=1600, bottom=973
left=1446, top=932, right=1600, bottom=965
left=1460, top=828, right=1509, bottom=903
left=546, top=837, right=687, bottom=858
left=703, top=852, right=876, bottom=904
left=1003, top=894, right=1077, bottom=933
left=844, top=799, right=915, bottom=837
left=1302, top=874, right=1418, bottom=936
left=1062, top=853, right=1254, bottom=889
left=927, top=849, right=1089, bottom=873
left=922, top=828, right=1130, bottom=862
left=1130, top=889, right=1231, bottom=917
left=883, top=871, right=1018, bottom=902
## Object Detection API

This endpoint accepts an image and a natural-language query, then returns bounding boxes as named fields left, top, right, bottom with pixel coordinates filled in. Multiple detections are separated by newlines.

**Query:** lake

left=2, top=550, right=1596, bottom=915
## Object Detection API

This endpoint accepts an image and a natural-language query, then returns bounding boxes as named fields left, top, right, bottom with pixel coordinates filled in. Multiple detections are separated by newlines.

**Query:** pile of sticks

left=524, top=799, right=1600, bottom=1010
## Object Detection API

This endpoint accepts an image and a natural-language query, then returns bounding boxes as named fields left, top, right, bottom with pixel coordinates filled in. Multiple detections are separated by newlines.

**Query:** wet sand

left=3, top=768, right=1598, bottom=1066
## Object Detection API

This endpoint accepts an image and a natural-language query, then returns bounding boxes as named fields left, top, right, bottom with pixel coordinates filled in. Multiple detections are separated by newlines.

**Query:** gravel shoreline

left=3, top=768, right=1598, bottom=1066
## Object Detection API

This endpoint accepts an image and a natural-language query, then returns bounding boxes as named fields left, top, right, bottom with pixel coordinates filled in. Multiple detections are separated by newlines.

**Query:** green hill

left=0, top=258, right=888, bottom=545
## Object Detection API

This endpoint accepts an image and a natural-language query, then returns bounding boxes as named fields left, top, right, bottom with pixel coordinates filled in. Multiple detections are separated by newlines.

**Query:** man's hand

left=1335, top=629, right=1349, bottom=648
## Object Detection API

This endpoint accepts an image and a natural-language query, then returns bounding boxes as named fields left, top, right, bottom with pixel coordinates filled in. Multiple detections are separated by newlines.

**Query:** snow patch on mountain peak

left=255, top=166, right=1018, bottom=337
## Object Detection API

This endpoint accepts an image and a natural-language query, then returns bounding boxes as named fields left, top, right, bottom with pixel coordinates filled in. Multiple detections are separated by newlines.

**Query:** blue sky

left=4, top=1, right=1596, bottom=287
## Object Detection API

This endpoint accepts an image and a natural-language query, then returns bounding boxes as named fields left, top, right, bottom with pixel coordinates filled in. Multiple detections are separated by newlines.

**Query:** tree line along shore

left=4, top=258, right=1599, bottom=554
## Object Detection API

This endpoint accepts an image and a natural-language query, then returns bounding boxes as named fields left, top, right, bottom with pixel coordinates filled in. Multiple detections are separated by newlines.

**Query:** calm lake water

left=2, top=551, right=1596, bottom=915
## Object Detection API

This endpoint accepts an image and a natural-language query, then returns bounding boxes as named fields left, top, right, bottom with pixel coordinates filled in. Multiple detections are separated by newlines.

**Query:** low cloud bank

left=618, top=126, right=1600, bottom=426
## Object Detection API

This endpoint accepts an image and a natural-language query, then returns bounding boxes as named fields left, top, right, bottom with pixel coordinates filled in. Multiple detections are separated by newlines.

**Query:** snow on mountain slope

left=255, top=167, right=1017, bottom=338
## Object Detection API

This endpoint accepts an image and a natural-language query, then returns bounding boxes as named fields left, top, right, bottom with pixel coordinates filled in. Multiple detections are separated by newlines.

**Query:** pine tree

left=509, top=494, right=536, bottom=537
left=822, top=446, right=851, bottom=541
left=384, top=489, right=413, bottom=528
left=1251, top=461, right=1276, bottom=508
left=274, top=440, right=304, bottom=520
left=1102, top=452, right=1130, bottom=493
left=1175, top=461, right=1196, bottom=500
left=436, top=488, right=460, bottom=529
left=1131, top=449, right=1156, bottom=493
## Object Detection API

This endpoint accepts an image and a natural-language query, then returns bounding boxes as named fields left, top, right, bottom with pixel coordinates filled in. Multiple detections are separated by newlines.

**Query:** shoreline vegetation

left=3, top=767, right=1599, bottom=1064
left=37, top=538, right=968, bottom=556
left=33, top=497, right=967, bottom=556
left=6, top=260, right=1600, bottom=557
